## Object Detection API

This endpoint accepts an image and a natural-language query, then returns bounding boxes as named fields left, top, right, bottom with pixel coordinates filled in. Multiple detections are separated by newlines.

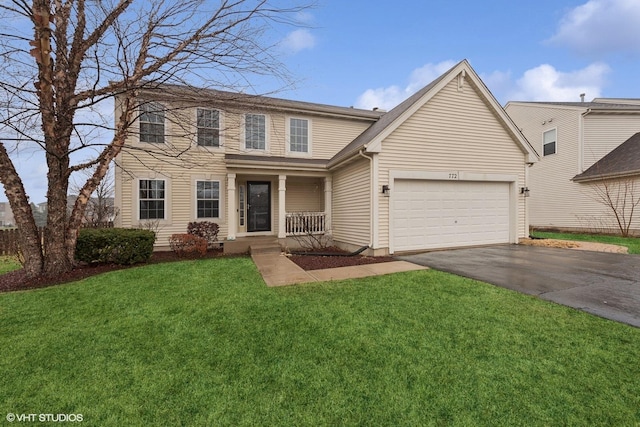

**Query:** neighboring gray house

left=115, top=60, right=537, bottom=254
left=505, top=99, right=640, bottom=235
left=0, top=202, right=15, bottom=227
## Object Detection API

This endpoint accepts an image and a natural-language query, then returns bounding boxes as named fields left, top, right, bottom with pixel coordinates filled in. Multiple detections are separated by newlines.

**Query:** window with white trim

left=139, top=102, right=165, bottom=144
left=244, top=113, right=266, bottom=150
left=197, top=109, right=220, bottom=147
left=289, top=118, right=309, bottom=153
left=139, top=179, right=165, bottom=219
left=543, top=129, right=556, bottom=156
left=196, top=180, right=220, bottom=219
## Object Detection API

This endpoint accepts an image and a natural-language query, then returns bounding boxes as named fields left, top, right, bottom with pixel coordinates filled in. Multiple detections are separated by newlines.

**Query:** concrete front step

left=249, top=241, right=282, bottom=255
left=224, top=236, right=281, bottom=254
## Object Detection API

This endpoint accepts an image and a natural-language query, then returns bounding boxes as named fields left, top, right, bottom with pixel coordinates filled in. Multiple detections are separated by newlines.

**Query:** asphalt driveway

left=399, top=245, right=640, bottom=328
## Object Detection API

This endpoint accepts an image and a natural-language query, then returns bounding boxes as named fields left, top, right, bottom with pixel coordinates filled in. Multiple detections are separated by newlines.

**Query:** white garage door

left=392, top=180, right=511, bottom=252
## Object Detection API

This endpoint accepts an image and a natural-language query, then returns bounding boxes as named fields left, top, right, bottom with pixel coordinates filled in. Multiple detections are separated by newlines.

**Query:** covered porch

left=224, top=155, right=332, bottom=251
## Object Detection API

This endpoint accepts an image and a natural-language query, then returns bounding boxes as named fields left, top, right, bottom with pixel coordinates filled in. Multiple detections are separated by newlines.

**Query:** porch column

left=324, top=176, right=332, bottom=235
left=278, top=175, right=286, bottom=239
left=227, top=173, right=236, bottom=240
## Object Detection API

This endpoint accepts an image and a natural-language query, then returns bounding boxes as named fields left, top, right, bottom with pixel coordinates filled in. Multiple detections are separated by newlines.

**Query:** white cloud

left=355, top=60, right=457, bottom=110
left=280, top=29, right=316, bottom=54
left=507, top=63, right=611, bottom=102
left=548, top=0, right=640, bottom=55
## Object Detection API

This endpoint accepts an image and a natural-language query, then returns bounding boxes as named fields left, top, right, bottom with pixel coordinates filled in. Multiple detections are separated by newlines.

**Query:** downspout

left=358, top=148, right=375, bottom=251
left=525, top=162, right=532, bottom=238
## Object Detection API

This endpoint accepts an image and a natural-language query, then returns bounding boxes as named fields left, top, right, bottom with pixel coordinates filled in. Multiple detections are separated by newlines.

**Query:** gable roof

left=573, top=132, right=640, bottom=182
left=328, top=60, right=537, bottom=168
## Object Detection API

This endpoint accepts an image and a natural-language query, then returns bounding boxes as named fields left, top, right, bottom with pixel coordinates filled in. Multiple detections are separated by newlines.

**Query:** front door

left=247, top=181, right=271, bottom=232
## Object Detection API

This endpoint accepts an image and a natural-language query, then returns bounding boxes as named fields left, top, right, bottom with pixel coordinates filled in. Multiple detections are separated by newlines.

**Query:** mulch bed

left=0, top=246, right=396, bottom=293
left=288, top=246, right=395, bottom=271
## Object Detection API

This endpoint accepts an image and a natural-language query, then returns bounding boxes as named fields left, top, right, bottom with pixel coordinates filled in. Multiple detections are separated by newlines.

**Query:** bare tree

left=589, top=177, right=640, bottom=237
left=0, top=0, right=309, bottom=277
left=70, top=167, right=118, bottom=227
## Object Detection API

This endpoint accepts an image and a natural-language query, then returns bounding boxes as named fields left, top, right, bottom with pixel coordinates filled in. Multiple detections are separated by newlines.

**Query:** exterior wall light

left=382, top=185, right=390, bottom=196
left=520, top=187, right=530, bottom=197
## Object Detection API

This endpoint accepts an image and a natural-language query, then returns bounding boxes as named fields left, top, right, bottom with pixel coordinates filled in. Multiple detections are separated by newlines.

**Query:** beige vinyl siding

left=378, top=78, right=528, bottom=248
left=506, top=103, right=640, bottom=231
left=583, top=115, right=640, bottom=169
left=311, top=116, right=373, bottom=158
left=332, top=158, right=370, bottom=246
left=224, top=109, right=373, bottom=159
left=114, top=96, right=377, bottom=246
left=579, top=177, right=640, bottom=234
left=285, top=177, right=324, bottom=212
left=115, top=99, right=230, bottom=248
left=505, top=104, right=585, bottom=230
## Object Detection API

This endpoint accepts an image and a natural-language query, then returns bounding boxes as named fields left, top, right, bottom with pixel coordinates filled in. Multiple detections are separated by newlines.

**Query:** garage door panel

left=392, top=180, right=511, bottom=252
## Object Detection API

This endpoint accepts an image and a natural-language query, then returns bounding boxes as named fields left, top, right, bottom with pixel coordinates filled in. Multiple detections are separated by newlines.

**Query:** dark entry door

left=247, top=182, right=271, bottom=232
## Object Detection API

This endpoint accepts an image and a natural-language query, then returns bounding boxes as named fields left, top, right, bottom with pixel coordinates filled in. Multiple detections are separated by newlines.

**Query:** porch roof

left=225, top=154, right=328, bottom=172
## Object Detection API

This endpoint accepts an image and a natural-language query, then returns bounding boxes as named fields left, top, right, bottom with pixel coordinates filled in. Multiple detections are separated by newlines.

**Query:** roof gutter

left=573, top=169, right=640, bottom=183
left=328, top=144, right=368, bottom=170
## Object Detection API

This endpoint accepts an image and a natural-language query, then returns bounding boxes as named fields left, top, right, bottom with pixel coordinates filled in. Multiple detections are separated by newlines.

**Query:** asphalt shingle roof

left=573, top=132, right=640, bottom=181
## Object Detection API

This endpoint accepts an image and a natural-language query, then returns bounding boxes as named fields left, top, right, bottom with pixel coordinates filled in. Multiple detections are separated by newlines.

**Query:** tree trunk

left=0, top=145, right=43, bottom=277
left=43, top=165, right=74, bottom=276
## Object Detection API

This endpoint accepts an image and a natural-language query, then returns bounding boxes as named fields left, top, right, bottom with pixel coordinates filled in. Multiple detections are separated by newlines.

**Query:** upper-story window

left=543, top=129, right=556, bottom=156
left=139, top=102, right=165, bottom=144
left=244, top=113, right=266, bottom=150
left=288, top=118, right=310, bottom=154
left=197, top=109, right=220, bottom=147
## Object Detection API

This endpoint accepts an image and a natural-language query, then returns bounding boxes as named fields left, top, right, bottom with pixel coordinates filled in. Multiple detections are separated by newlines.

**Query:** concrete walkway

left=251, top=252, right=428, bottom=287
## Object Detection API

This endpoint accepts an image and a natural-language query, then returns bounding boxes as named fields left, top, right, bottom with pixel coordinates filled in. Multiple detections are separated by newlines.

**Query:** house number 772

left=448, top=173, right=458, bottom=179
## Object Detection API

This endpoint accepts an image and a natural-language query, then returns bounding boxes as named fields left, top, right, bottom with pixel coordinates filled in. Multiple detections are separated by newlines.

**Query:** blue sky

left=3, top=0, right=640, bottom=204
left=276, top=0, right=640, bottom=109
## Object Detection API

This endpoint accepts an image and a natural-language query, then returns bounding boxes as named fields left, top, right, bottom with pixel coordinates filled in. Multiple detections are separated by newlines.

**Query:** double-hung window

left=289, top=118, right=309, bottom=153
left=139, top=179, right=165, bottom=219
left=196, top=181, right=220, bottom=219
left=197, top=109, right=220, bottom=147
left=543, top=129, right=556, bottom=156
left=245, top=113, right=266, bottom=150
left=139, top=102, right=165, bottom=144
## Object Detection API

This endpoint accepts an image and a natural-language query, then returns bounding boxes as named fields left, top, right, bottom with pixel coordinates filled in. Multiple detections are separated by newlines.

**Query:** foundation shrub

left=75, top=228, right=155, bottom=265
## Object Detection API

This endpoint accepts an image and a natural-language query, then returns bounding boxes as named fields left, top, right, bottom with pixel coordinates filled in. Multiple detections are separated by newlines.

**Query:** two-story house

left=505, top=99, right=640, bottom=235
left=115, top=60, right=537, bottom=254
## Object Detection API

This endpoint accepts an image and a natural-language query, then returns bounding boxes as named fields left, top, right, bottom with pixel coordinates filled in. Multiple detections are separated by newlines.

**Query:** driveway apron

left=399, top=245, right=640, bottom=328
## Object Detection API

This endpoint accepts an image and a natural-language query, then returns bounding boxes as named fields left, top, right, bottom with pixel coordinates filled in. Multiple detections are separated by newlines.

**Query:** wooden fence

left=0, top=222, right=113, bottom=256
left=0, top=228, right=25, bottom=256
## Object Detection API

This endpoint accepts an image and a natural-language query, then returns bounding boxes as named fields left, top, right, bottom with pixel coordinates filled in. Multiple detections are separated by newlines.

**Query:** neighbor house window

left=139, top=179, right=165, bottom=219
left=289, top=118, right=309, bottom=153
left=196, top=180, right=220, bottom=219
left=543, top=129, right=556, bottom=156
left=197, top=109, right=220, bottom=147
left=245, top=113, right=266, bottom=150
left=139, top=102, right=165, bottom=144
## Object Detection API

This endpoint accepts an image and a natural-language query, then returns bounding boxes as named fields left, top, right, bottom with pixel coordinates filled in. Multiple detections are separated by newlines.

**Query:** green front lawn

left=1, top=258, right=639, bottom=425
left=531, top=231, right=640, bottom=254
left=0, top=255, right=20, bottom=274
